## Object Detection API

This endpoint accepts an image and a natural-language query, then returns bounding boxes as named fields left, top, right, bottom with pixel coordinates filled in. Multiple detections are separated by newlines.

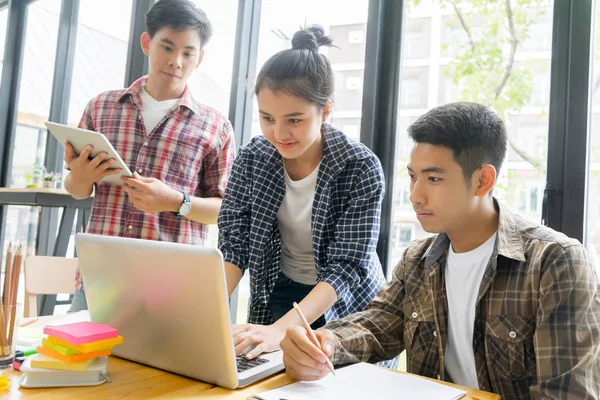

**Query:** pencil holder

left=0, top=303, right=23, bottom=368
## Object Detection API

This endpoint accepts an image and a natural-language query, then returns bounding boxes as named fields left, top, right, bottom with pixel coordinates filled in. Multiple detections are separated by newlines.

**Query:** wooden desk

left=0, top=188, right=93, bottom=315
left=0, top=357, right=500, bottom=399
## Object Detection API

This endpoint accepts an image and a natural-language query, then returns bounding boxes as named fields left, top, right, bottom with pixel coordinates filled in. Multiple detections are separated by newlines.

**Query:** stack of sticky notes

left=35, top=322, right=123, bottom=369
left=18, top=322, right=122, bottom=388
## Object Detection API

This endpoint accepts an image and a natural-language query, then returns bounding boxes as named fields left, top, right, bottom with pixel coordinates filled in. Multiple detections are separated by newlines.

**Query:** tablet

left=45, top=121, right=133, bottom=186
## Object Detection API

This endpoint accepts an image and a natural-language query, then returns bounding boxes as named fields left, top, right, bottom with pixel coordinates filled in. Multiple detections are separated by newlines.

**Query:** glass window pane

left=251, top=0, right=370, bottom=141
left=391, top=2, right=554, bottom=270
left=3, top=0, right=61, bottom=262
left=188, top=1, right=238, bottom=116
left=586, top=3, right=600, bottom=268
left=68, top=0, right=133, bottom=125
left=0, top=7, right=7, bottom=77
left=189, top=1, right=239, bottom=249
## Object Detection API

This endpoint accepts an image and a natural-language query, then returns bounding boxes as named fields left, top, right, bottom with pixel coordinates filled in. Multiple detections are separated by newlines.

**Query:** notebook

left=249, top=362, right=467, bottom=400
left=19, top=356, right=108, bottom=388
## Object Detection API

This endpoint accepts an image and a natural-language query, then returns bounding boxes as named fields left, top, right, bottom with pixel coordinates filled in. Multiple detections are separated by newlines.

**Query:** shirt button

left=411, top=312, right=418, bottom=319
left=143, top=141, right=149, bottom=146
left=127, top=225, right=133, bottom=230
left=509, top=331, right=517, bottom=339
left=433, top=331, right=437, bottom=337
left=138, top=168, right=143, bottom=173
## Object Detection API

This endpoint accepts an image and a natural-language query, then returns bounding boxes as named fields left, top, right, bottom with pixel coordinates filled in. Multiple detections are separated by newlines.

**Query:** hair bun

left=291, top=24, right=333, bottom=51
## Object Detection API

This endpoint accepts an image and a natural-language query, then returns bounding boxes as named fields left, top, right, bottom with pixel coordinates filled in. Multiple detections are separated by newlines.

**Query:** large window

left=390, top=2, right=554, bottom=269
left=0, top=7, right=7, bottom=78
left=189, top=1, right=239, bottom=249
left=586, top=4, right=600, bottom=268
left=187, top=1, right=238, bottom=116
left=250, top=0, right=370, bottom=141
left=3, top=0, right=61, bottom=259
left=68, top=0, right=133, bottom=125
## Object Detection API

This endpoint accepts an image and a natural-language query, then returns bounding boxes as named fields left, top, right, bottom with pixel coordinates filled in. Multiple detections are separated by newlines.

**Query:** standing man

left=64, top=0, right=236, bottom=311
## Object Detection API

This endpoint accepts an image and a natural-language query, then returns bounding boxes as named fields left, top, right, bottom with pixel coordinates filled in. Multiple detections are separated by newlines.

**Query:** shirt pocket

left=485, top=315, right=536, bottom=380
left=404, top=295, right=439, bottom=375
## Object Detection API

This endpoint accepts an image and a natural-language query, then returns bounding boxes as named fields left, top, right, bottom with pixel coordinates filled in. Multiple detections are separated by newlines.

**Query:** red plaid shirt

left=74, top=76, right=236, bottom=290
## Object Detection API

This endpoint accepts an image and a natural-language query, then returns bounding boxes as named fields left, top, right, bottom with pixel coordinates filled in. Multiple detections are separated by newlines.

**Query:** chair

left=24, top=256, right=78, bottom=317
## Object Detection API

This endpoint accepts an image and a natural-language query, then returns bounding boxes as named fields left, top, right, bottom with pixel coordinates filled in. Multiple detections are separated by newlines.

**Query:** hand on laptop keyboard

left=232, top=323, right=286, bottom=360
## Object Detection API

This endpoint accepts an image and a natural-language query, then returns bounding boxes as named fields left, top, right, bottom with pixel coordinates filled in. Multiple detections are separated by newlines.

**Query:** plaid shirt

left=324, top=200, right=600, bottom=399
left=218, top=125, right=387, bottom=326
left=74, top=76, right=236, bottom=290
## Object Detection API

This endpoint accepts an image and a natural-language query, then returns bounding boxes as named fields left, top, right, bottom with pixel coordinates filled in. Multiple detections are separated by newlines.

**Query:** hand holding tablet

left=45, top=121, right=133, bottom=186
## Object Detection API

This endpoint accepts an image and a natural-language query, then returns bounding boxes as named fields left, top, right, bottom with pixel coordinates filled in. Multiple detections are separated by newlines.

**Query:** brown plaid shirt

left=323, top=200, right=600, bottom=399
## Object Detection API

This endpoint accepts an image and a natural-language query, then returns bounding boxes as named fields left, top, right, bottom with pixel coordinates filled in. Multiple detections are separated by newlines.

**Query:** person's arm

left=63, top=166, right=94, bottom=199
left=234, top=281, right=338, bottom=359
left=193, top=119, right=236, bottom=223
left=280, top=251, right=409, bottom=380
left=276, top=282, right=337, bottom=327
left=64, top=100, right=121, bottom=199
left=185, top=196, right=222, bottom=224
left=316, top=156, right=385, bottom=306
left=225, top=261, right=243, bottom=296
left=530, top=244, right=600, bottom=398
left=121, top=173, right=222, bottom=224
left=217, top=148, right=251, bottom=293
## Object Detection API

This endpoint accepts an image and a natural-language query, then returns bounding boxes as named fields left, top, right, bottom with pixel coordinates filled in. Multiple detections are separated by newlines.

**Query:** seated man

left=280, top=102, right=600, bottom=399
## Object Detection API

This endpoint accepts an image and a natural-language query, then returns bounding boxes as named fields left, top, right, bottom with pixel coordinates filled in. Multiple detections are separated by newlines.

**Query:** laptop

left=74, top=233, right=285, bottom=389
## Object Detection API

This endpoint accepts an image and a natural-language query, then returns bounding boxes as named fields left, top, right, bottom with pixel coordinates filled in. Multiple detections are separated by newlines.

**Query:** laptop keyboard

left=237, top=354, right=269, bottom=373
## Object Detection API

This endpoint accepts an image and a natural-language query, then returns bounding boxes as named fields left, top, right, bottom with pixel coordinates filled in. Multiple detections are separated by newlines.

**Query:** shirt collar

left=424, top=198, right=527, bottom=268
left=118, top=75, right=199, bottom=115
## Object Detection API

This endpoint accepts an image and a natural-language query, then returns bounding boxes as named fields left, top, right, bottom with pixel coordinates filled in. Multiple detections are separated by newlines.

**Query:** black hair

left=408, top=102, right=507, bottom=183
left=255, top=25, right=335, bottom=109
left=146, top=0, right=213, bottom=48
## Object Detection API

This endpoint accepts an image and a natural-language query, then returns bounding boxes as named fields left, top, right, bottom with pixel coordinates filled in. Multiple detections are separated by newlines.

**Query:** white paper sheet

left=250, top=362, right=466, bottom=400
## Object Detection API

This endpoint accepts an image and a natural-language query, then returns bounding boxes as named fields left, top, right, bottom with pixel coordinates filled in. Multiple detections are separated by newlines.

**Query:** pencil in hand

left=292, top=302, right=336, bottom=377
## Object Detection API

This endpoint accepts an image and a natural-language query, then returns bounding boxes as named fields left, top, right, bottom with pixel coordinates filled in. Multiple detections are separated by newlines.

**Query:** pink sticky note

left=44, top=322, right=118, bottom=345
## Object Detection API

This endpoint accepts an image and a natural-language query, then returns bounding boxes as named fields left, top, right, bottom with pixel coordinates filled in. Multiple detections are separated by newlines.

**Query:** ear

left=140, top=32, right=151, bottom=55
left=195, top=49, right=205, bottom=69
left=473, top=164, right=497, bottom=197
left=321, top=100, right=333, bottom=122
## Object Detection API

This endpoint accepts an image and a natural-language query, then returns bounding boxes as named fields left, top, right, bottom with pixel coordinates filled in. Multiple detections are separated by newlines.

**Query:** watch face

left=180, top=202, right=192, bottom=216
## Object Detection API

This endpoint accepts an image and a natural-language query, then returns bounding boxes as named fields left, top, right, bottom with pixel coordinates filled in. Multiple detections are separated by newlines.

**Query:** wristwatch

left=173, top=192, right=191, bottom=217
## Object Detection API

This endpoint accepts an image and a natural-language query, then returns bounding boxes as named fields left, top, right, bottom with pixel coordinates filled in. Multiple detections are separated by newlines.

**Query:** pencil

left=0, top=243, right=10, bottom=355
left=292, top=302, right=336, bottom=377
left=19, top=317, right=39, bottom=327
left=7, top=246, right=22, bottom=348
left=2, top=243, right=12, bottom=305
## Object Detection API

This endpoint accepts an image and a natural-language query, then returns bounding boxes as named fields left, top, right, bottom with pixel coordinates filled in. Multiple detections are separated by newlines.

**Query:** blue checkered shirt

left=218, top=125, right=387, bottom=326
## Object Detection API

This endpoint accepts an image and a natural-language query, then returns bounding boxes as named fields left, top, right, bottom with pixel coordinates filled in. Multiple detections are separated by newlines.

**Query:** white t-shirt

left=276, top=163, right=320, bottom=285
left=444, top=232, right=497, bottom=389
left=139, top=86, right=179, bottom=134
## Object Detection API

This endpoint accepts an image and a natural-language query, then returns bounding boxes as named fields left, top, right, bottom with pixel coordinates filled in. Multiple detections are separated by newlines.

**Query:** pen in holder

left=0, top=244, right=23, bottom=368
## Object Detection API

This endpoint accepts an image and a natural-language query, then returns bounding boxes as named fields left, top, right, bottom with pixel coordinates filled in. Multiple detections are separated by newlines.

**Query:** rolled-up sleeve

left=200, top=120, right=236, bottom=198
left=323, top=248, right=408, bottom=366
left=317, top=157, right=385, bottom=299
left=217, top=150, right=251, bottom=272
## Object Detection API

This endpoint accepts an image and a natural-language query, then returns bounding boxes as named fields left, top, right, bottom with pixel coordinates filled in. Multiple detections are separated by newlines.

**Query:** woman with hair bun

left=218, top=25, right=388, bottom=361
